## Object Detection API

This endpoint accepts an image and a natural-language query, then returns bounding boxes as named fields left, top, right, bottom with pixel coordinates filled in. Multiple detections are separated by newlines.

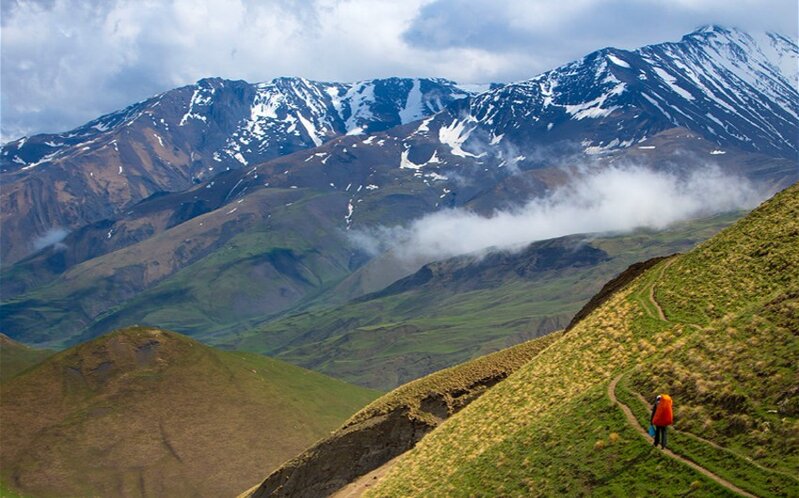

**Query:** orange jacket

left=652, top=394, right=673, bottom=426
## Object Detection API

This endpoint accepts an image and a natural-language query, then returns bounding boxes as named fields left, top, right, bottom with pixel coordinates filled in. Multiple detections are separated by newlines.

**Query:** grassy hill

left=359, top=182, right=799, bottom=496
left=247, top=331, right=562, bottom=497
left=0, top=333, right=52, bottom=382
left=231, top=213, right=739, bottom=390
left=0, top=326, right=378, bottom=498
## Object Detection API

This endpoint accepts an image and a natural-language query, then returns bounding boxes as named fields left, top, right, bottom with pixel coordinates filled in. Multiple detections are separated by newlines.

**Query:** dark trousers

left=654, top=426, right=667, bottom=448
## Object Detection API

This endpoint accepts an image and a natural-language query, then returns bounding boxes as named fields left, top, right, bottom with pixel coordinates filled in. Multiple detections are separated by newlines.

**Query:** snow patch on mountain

left=607, top=54, right=630, bottom=68
left=439, top=119, right=480, bottom=158
left=179, top=85, right=215, bottom=126
left=564, top=82, right=626, bottom=120
left=399, top=79, right=423, bottom=124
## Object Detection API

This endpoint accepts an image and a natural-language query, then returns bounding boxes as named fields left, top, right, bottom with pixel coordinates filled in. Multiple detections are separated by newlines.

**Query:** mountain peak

left=48, top=326, right=199, bottom=390
left=683, top=24, right=798, bottom=53
left=690, top=24, right=735, bottom=35
left=442, top=24, right=799, bottom=161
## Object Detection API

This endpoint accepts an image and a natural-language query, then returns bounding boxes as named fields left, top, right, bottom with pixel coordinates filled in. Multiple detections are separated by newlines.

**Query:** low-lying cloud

left=32, top=227, right=69, bottom=251
left=351, top=165, right=767, bottom=263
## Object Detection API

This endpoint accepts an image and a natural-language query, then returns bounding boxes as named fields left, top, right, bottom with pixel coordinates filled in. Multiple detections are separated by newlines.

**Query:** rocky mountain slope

left=0, top=326, right=378, bottom=498
left=0, top=77, right=468, bottom=263
left=243, top=180, right=799, bottom=498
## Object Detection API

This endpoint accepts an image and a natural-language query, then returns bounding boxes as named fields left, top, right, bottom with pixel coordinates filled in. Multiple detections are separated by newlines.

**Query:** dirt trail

left=328, top=456, right=401, bottom=498
left=609, top=374, right=756, bottom=497
left=625, top=258, right=758, bottom=496
left=648, top=258, right=675, bottom=321
left=631, top=380, right=799, bottom=484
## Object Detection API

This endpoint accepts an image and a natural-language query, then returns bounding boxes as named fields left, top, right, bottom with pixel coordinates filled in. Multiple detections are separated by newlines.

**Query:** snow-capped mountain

left=2, top=26, right=797, bottom=266
left=0, top=77, right=468, bottom=263
left=1, top=76, right=468, bottom=176
left=413, top=26, right=798, bottom=161
left=216, top=77, right=468, bottom=167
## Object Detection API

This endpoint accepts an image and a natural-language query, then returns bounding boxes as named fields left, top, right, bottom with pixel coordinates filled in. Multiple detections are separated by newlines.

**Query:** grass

left=626, top=290, right=799, bottom=478
left=365, top=183, right=799, bottom=496
left=381, top=385, right=737, bottom=497
left=616, top=376, right=798, bottom=498
left=0, top=326, right=379, bottom=498
left=0, top=481, right=28, bottom=498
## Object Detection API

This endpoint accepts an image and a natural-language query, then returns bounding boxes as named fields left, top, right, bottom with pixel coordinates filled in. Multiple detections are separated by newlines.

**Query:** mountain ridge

left=417, top=25, right=798, bottom=165
left=0, top=77, right=469, bottom=263
left=2, top=26, right=796, bottom=266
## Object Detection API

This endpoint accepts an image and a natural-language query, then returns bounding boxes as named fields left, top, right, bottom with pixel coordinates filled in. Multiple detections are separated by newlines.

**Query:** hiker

left=650, top=394, right=673, bottom=449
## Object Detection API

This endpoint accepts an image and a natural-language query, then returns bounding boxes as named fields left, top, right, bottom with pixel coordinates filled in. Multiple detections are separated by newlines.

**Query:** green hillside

left=0, top=326, right=378, bottom=498
left=365, top=182, right=799, bottom=496
left=232, top=213, right=739, bottom=390
left=0, top=334, right=52, bottom=382
left=0, top=188, right=358, bottom=349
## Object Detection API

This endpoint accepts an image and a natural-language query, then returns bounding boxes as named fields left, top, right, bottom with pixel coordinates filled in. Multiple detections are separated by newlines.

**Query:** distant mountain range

left=0, top=77, right=469, bottom=263
left=439, top=25, right=798, bottom=160
left=2, top=27, right=797, bottom=265
left=1, top=26, right=797, bottom=364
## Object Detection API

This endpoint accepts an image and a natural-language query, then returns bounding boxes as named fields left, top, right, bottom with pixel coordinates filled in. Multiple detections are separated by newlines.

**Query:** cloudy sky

left=1, top=0, right=796, bottom=142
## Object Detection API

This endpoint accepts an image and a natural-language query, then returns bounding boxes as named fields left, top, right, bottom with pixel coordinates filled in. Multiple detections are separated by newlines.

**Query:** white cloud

left=353, top=165, right=768, bottom=263
left=31, top=227, right=69, bottom=251
left=1, top=0, right=796, bottom=141
left=0, top=0, right=430, bottom=140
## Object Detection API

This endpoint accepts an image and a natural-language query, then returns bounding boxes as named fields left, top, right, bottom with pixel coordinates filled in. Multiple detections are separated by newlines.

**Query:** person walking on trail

left=650, top=394, right=673, bottom=449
